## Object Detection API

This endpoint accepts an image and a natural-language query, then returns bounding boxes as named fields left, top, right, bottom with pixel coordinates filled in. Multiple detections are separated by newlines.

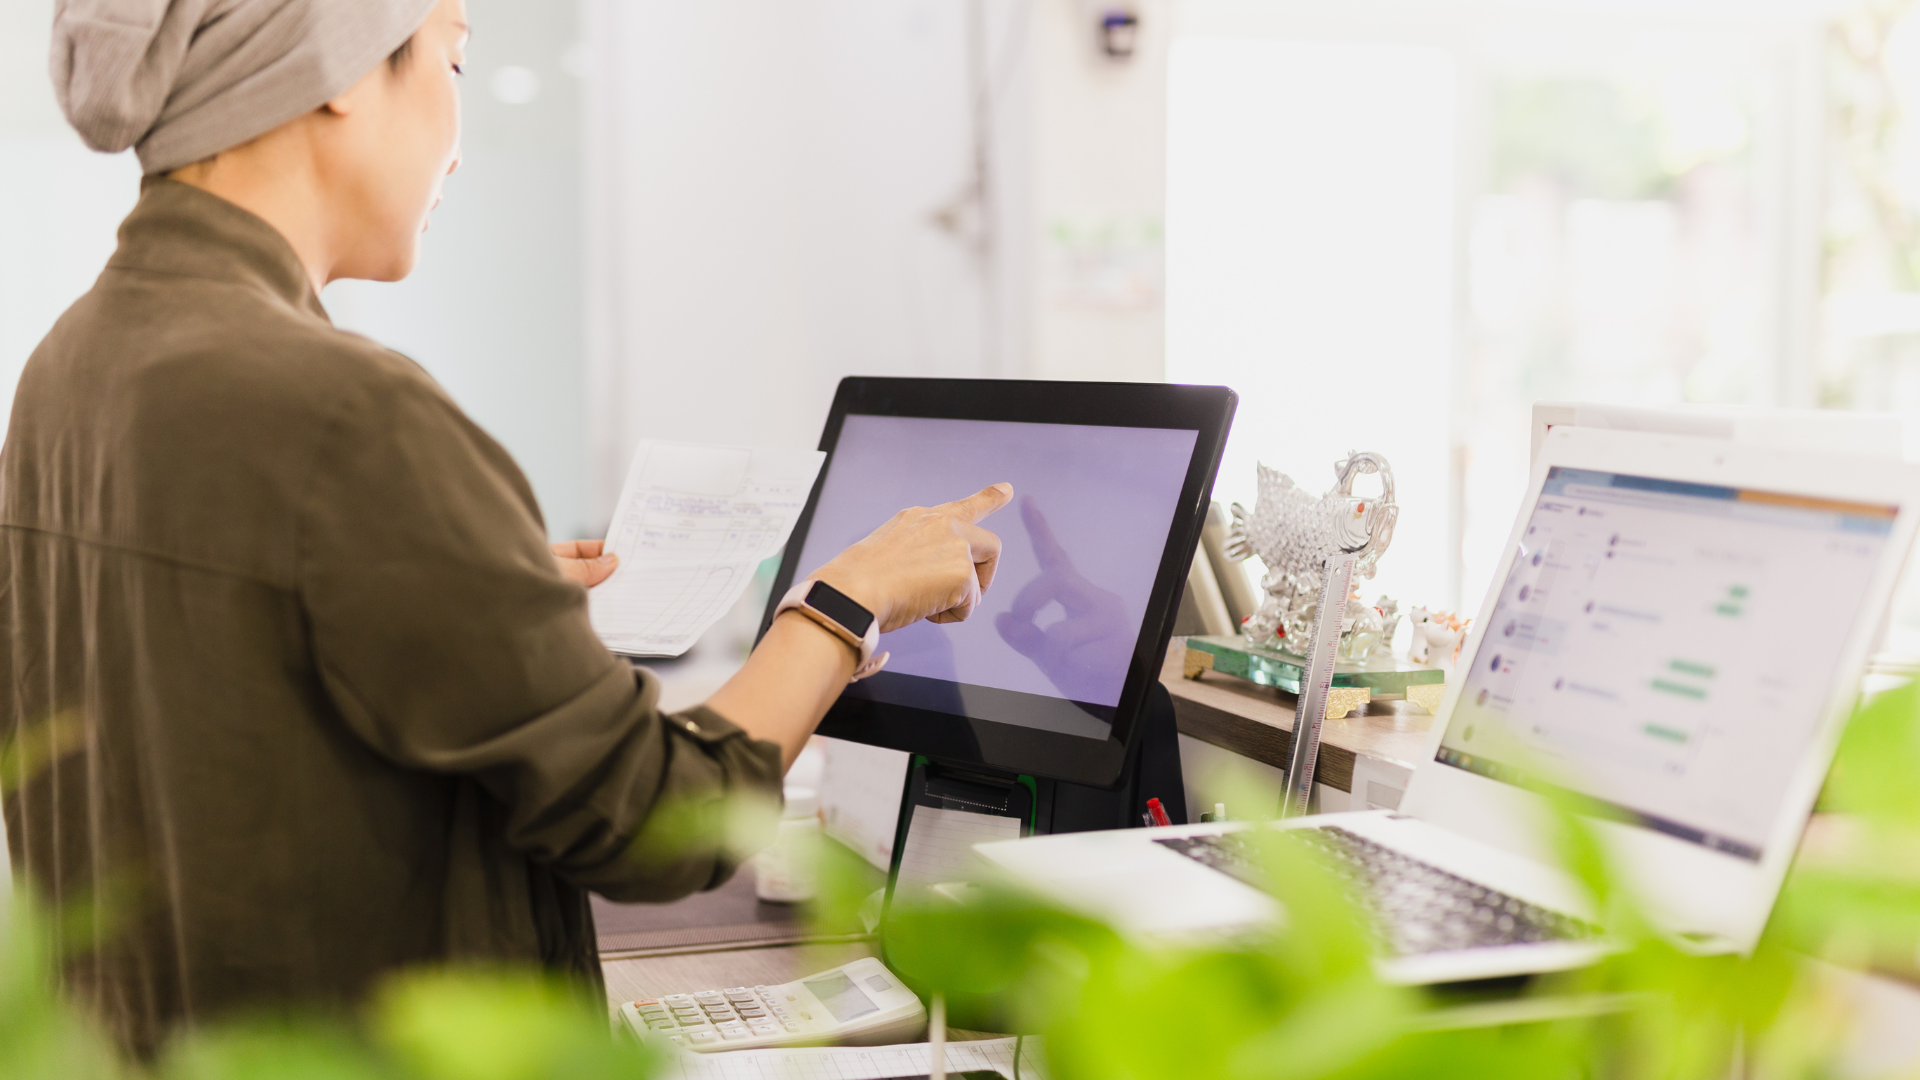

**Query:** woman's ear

left=320, top=63, right=388, bottom=119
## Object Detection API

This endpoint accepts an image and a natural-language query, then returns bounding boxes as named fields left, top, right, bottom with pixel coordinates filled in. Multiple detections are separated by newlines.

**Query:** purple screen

left=792, top=415, right=1198, bottom=729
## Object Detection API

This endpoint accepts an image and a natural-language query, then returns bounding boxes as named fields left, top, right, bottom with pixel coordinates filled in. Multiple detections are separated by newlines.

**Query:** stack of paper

left=589, top=440, right=825, bottom=657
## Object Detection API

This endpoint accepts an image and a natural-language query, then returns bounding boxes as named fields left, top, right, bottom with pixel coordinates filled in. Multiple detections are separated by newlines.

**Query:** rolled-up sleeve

left=295, top=363, right=781, bottom=903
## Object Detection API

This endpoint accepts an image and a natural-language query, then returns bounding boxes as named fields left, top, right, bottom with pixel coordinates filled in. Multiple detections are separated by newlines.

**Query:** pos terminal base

left=881, top=682, right=1185, bottom=909
left=877, top=684, right=1183, bottom=1031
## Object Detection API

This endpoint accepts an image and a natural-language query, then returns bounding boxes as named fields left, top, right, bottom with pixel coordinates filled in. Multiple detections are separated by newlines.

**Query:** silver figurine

left=1222, top=451, right=1399, bottom=654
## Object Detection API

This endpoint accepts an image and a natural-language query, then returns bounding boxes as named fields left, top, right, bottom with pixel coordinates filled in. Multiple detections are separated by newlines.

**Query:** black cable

left=1014, top=1033, right=1024, bottom=1080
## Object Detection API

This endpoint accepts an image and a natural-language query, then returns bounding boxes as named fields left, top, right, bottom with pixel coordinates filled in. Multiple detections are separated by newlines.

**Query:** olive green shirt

left=0, top=178, right=782, bottom=1053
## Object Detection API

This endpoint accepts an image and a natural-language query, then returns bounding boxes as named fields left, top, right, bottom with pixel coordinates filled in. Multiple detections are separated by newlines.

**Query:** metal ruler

left=1282, top=551, right=1358, bottom=819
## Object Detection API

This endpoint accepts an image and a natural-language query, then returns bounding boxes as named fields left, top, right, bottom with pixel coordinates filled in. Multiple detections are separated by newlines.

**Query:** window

left=1166, top=4, right=1823, bottom=626
left=1167, top=37, right=1457, bottom=614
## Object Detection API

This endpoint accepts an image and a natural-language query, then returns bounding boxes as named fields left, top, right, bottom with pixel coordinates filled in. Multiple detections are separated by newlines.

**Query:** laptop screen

left=1436, top=466, right=1896, bottom=861
left=787, top=414, right=1199, bottom=741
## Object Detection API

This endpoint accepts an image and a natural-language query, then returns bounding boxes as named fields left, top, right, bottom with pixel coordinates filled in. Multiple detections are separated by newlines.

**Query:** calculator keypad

left=632, top=984, right=812, bottom=1042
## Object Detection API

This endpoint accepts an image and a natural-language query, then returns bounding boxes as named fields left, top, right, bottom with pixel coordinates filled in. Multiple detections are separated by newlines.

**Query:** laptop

left=974, top=426, right=1920, bottom=984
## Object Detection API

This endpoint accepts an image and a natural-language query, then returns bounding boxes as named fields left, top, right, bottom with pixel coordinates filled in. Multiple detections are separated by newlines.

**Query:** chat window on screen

left=1436, top=468, right=1892, bottom=860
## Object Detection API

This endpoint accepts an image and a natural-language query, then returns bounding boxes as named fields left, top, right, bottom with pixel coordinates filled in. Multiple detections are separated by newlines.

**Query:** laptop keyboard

left=1155, top=827, right=1598, bottom=956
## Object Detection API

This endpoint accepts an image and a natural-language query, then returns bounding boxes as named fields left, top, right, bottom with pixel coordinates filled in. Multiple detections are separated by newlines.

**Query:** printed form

left=661, top=1035, right=1044, bottom=1080
left=590, top=440, right=825, bottom=657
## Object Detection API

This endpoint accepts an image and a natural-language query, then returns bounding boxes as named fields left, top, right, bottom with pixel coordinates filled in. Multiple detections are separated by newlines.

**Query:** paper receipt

left=589, top=440, right=824, bottom=657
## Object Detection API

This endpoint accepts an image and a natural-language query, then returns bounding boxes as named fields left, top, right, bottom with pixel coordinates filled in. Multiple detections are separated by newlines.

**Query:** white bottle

left=755, top=786, right=821, bottom=903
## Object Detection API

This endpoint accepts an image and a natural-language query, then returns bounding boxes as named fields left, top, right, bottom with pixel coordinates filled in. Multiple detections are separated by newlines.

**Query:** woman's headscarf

left=51, top=0, right=441, bottom=175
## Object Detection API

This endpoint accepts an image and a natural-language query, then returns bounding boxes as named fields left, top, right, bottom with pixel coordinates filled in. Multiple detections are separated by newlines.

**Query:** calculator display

left=802, top=970, right=880, bottom=1022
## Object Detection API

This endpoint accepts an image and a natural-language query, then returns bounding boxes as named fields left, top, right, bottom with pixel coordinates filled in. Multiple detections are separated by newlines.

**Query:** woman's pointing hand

left=813, top=482, right=1014, bottom=633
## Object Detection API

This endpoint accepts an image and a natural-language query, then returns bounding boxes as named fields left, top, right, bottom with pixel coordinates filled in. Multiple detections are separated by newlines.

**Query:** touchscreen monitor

left=788, top=415, right=1197, bottom=740
left=765, top=379, right=1234, bottom=786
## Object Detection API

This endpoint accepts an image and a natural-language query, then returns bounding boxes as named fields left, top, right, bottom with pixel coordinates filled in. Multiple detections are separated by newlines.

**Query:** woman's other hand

left=552, top=539, right=620, bottom=588
left=814, top=483, right=1014, bottom=633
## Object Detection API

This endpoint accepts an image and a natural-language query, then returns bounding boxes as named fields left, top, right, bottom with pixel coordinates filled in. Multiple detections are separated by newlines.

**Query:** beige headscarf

left=51, top=0, right=440, bottom=175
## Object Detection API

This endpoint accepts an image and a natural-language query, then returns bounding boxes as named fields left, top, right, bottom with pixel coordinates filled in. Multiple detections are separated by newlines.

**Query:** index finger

left=940, top=482, right=1014, bottom=524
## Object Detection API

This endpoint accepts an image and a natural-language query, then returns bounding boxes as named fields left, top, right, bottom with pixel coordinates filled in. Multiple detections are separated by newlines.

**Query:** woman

left=5, top=0, right=1009, bottom=1053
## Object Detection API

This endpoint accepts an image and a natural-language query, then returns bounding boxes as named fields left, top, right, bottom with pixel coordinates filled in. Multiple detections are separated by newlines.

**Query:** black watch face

left=806, top=580, right=875, bottom=638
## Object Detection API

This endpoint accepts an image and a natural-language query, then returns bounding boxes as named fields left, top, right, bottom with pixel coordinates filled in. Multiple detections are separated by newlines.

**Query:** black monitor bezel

left=758, top=377, right=1237, bottom=788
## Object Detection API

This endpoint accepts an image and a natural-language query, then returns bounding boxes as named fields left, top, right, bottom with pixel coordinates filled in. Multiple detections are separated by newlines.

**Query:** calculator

left=618, top=956, right=928, bottom=1052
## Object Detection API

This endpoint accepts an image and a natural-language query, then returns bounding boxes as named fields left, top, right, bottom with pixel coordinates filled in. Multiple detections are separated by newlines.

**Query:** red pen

left=1146, top=798, right=1172, bottom=827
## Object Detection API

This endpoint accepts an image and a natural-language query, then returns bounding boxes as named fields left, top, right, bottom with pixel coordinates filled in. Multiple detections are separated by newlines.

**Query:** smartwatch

left=775, top=580, right=889, bottom=681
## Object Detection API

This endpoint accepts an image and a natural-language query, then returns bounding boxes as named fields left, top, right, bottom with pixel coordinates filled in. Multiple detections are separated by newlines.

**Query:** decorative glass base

left=1182, top=634, right=1447, bottom=718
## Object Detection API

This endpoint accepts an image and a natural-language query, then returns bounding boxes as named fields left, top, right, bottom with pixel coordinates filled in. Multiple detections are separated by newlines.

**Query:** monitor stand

left=879, top=682, right=1184, bottom=910
left=874, top=683, right=1182, bottom=1026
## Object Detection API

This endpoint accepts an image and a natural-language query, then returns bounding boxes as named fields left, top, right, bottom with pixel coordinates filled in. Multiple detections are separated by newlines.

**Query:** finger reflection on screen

left=993, top=497, right=1133, bottom=704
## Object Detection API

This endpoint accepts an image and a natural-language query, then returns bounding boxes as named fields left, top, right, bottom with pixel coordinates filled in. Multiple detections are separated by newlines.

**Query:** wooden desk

left=1162, top=639, right=1433, bottom=813
left=592, top=868, right=824, bottom=959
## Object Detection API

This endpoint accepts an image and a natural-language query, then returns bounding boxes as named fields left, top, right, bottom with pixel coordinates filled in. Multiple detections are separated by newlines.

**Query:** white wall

left=328, top=0, right=591, bottom=540
left=581, top=0, right=1032, bottom=523
left=0, top=0, right=140, bottom=451
left=1025, top=0, right=1172, bottom=383
left=1165, top=36, right=1458, bottom=613
left=1023, top=4, right=1462, bottom=620
left=579, top=0, right=1217, bottom=523
left=1, top=1, right=590, bottom=539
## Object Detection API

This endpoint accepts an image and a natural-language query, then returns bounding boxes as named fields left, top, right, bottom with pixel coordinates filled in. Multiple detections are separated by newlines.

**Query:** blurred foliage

left=1492, top=78, right=1676, bottom=200
left=11, top=685, right=1920, bottom=1076
left=0, top=893, right=122, bottom=1080
left=822, top=680, right=1920, bottom=1080
left=0, top=768, right=778, bottom=1079
left=1772, top=680, right=1920, bottom=975
left=1822, top=0, right=1920, bottom=411
left=0, top=891, right=668, bottom=1080
left=1831, top=0, right=1920, bottom=291
left=1490, top=73, right=1750, bottom=202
